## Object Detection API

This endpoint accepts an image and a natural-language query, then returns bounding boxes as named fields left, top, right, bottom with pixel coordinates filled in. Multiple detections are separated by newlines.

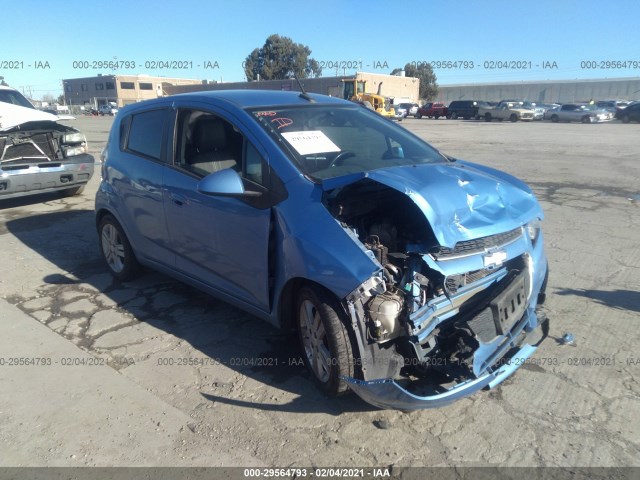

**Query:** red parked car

left=415, top=102, right=448, bottom=119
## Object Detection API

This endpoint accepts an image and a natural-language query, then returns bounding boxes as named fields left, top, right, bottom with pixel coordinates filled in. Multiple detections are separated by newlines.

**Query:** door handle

left=169, top=192, right=187, bottom=206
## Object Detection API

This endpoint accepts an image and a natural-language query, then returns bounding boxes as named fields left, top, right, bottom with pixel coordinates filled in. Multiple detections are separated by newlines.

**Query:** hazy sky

left=4, top=0, right=640, bottom=98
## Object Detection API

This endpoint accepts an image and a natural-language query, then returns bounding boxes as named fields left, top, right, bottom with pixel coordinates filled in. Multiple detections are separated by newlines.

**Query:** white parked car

left=0, top=86, right=94, bottom=199
left=99, top=104, right=118, bottom=116
left=545, top=104, right=614, bottom=123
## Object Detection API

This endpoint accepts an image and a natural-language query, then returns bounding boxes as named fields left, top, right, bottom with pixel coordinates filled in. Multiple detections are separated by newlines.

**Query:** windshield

left=251, top=105, right=448, bottom=180
left=0, top=89, right=35, bottom=109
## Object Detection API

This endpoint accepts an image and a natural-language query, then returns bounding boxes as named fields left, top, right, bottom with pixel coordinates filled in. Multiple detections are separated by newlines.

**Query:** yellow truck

left=342, top=79, right=396, bottom=119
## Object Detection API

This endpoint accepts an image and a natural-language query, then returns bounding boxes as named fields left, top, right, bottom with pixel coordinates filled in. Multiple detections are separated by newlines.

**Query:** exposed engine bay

left=0, top=118, right=93, bottom=199
left=324, top=179, right=541, bottom=393
left=0, top=121, right=84, bottom=166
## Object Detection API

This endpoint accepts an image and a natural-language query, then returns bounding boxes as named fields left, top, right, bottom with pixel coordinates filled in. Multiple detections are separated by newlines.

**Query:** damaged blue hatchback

left=96, top=90, right=548, bottom=410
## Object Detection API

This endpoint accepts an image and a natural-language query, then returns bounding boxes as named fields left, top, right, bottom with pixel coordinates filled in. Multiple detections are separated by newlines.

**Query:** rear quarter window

left=119, top=115, right=132, bottom=150
left=126, top=109, right=167, bottom=161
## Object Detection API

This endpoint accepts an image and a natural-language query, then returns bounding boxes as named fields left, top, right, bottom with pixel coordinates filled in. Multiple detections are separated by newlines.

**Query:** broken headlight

left=526, top=219, right=542, bottom=243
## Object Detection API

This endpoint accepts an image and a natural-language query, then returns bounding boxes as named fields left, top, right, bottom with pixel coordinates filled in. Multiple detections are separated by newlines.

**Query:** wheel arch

left=277, top=277, right=347, bottom=333
left=95, top=207, right=142, bottom=262
left=95, top=207, right=113, bottom=231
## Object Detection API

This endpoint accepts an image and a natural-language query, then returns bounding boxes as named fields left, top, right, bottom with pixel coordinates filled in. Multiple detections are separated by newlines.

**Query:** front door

left=162, top=107, right=274, bottom=312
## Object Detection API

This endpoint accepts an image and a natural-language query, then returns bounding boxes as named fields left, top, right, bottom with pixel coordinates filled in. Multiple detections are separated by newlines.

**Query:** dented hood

left=323, top=161, right=543, bottom=248
left=0, top=102, right=59, bottom=132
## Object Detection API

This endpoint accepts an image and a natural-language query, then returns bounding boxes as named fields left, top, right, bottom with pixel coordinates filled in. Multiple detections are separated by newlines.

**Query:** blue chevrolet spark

left=96, top=90, right=549, bottom=410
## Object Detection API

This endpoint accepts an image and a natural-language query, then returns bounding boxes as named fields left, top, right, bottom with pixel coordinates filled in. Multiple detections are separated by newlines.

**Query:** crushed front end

left=0, top=102, right=94, bottom=199
left=324, top=174, right=549, bottom=410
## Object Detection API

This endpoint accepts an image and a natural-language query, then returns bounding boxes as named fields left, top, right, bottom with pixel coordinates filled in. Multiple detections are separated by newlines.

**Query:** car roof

left=170, top=89, right=349, bottom=109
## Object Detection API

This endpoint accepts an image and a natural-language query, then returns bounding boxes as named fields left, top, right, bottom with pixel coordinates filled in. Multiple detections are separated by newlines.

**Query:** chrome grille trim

left=433, top=227, right=523, bottom=261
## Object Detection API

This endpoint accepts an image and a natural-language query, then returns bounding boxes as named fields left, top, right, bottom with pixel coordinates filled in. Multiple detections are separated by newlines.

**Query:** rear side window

left=126, top=109, right=167, bottom=161
left=119, top=115, right=131, bottom=150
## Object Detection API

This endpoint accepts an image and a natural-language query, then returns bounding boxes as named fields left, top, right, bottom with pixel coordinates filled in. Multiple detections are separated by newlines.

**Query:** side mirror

left=197, top=168, right=261, bottom=197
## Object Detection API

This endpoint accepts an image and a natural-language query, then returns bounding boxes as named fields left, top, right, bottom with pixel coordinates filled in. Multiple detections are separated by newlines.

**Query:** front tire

left=60, top=185, right=85, bottom=197
left=449, top=111, right=457, bottom=119
left=551, top=115, right=559, bottom=123
left=297, top=286, right=355, bottom=396
left=621, top=114, right=630, bottom=123
left=98, top=214, right=141, bottom=281
left=485, top=113, right=492, bottom=122
left=510, top=114, right=518, bottom=122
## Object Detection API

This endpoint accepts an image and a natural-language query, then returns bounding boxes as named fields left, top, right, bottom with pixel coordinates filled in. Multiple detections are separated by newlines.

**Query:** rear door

left=114, top=107, right=174, bottom=267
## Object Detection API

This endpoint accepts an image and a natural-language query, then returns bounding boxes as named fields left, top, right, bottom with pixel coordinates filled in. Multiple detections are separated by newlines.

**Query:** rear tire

left=621, top=114, right=630, bottom=123
left=485, top=113, right=492, bottom=122
left=449, top=111, right=457, bottom=119
left=551, top=115, right=559, bottom=123
left=416, top=112, right=422, bottom=119
left=98, top=214, right=141, bottom=281
left=296, top=286, right=355, bottom=396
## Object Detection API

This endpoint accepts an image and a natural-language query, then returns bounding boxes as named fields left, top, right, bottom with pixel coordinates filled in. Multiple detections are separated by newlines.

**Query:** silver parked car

left=545, top=104, right=614, bottom=123
left=525, top=102, right=545, bottom=120
left=396, top=102, right=419, bottom=117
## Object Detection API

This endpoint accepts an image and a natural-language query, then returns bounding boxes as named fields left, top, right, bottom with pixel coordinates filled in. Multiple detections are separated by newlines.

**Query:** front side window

left=251, top=105, right=447, bottom=181
left=173, top=109, right=267, bottom=188
left=126, top=109, right=167, bottom=161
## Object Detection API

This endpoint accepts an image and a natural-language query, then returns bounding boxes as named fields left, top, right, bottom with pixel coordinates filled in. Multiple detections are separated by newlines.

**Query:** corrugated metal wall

left=437, top=78, right=640, bottom=103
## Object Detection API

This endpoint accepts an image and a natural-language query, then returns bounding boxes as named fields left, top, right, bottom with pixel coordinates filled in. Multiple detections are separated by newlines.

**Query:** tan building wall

left=63, top=75, right=204, bottom=107
left=354, top=72, right=420, bottom=103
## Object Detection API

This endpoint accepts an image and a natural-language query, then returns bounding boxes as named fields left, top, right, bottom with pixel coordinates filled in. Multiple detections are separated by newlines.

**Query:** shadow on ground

left=5, top=209, right=376, bottom=414
left=555, top=287, right=640, bottom=314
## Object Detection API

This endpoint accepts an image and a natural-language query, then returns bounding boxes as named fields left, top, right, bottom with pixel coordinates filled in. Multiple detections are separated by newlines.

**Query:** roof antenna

left=293, top=72, right=315, bottom=102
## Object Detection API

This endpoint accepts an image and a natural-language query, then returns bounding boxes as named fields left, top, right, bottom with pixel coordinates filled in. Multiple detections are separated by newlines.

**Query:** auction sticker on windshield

left=281, top=130, right=341, bottom=155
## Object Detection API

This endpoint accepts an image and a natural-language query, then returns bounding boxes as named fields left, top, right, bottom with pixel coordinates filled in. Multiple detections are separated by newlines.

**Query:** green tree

left=244, top=34, right=322, bottom=81
left=391, top=63, right=438, bottom=100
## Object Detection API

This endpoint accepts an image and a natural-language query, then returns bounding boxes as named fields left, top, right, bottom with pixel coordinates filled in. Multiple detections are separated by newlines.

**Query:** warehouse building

left=62, top=74, right=205, bottom=108
left=437, top=77, right=640, bottom=104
